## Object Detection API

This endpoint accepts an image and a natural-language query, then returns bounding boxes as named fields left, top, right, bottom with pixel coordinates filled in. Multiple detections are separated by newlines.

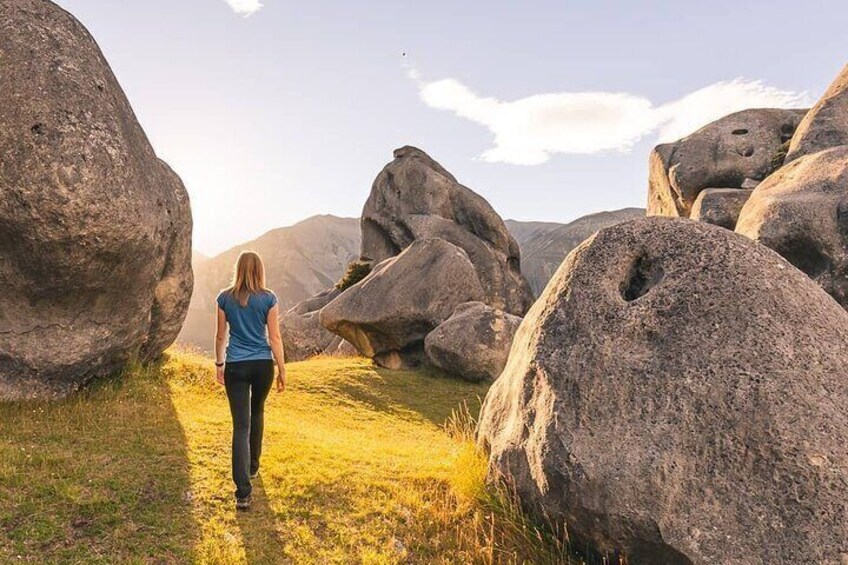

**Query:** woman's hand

left=216, top=365, right=225, bottom=386
left=276, top=366, right=286, bottom=393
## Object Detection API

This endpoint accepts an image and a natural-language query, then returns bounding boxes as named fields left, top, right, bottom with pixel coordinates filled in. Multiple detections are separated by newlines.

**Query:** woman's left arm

left=266, top=304, right=287, bottom=393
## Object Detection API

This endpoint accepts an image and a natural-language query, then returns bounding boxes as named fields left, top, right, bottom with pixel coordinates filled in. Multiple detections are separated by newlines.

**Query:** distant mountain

left=177, top=215, right=360, bottom=351
left=507, top=208, right=645, bottom=295
left=191, top=250, right=208, bottom=270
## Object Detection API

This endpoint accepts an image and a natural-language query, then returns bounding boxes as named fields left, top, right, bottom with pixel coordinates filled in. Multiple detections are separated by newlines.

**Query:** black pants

left=224, top=359, right=274, bottom=499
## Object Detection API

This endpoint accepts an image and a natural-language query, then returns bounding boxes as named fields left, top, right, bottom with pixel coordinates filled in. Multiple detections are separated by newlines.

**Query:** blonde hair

left=228, top=251, right=267, bottom=307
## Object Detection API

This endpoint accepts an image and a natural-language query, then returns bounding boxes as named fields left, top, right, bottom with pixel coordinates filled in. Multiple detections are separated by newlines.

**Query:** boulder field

left=285, top=146, right=531, bottom=377
left=478, top=218, right=848, bottom=564
left=649, top=64, right=848, bottom=313
left=0, top=0, right=192, bottom=400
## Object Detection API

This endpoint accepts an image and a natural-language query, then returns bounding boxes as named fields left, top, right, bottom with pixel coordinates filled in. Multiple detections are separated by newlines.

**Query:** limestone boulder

left=361, top=146, right=533, bottom=315
left=478, top=218, right=848, bottom=564
left=424, top=302, right=521, bottom=383
left=690, top=188, right=753, bottom=230
left=786, top=64, right=848, bottom=162
left=0, top=0, right=192, bottom=400
left=323, top=335, right=359, bottom=357
left=647, top=108, right=807, bottom=218
left=320, top=239, right=485, bottom=369
left=280, top=288, right=342, bottom=362
left=736, top=146, right=848, bottom=309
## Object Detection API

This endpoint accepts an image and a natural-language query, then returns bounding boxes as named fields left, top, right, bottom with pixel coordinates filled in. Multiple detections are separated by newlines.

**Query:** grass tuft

left=336, top=260, right=373, bottom=291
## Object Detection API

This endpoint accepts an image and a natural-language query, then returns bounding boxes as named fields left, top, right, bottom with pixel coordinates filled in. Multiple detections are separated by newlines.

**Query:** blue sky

left=58, top=0, right=845, bottom=255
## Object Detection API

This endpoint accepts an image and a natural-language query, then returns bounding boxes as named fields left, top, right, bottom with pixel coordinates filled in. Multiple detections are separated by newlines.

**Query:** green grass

left=0, top=350, right=573, bottom=564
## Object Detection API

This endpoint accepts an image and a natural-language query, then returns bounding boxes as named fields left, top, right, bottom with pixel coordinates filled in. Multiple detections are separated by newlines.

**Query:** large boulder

left=786, top=64, right=848, bottom=162
left=647, top=109, right=807, bottom=218
left=736, top=146, right=848, bottom=309
left=320, top=239, right=484, bottom=369
left=424, top=302, right=521, bottom=383
left=361, top=146, right=533, bottom=316
left=280, top=288, right=342, bottom=361
left=689, top=188, right=754, bottom=230
left=478, top=218, right=848, bottom=564
left=0, top=0, right=192, bottom=400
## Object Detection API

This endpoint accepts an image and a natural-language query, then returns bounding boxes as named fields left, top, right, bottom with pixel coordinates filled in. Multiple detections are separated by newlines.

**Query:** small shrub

left=770, top=139, right=792, bottom=170
left=336, top=260, right=372, bottom=290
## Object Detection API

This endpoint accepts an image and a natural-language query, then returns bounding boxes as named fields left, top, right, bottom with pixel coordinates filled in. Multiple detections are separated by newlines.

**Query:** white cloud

left=414, top=73, right=811, bottom=165
left=654, top=79, right=810, bottom=142
left=224, top=0, right=264, bottom=16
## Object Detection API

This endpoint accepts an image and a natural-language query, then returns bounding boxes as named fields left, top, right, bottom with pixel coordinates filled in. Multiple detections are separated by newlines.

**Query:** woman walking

left=214, top=251, right=286, bottom=511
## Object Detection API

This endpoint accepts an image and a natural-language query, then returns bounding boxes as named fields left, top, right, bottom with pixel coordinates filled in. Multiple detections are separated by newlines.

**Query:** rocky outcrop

left=647, top=108, right=807, bottom=218
left=786, top=64, right=848, bottom=162
left=320, top=239, right=484, bottom=369
left=361, top=146, right=533, bottom=316
left=424, top=302, right=521, bottom=382
left=507, top=209, right=645, bottom=295
left=478, top=218, right=848, bottom=564
left=280, top=288, right=342, bottom=362
left=736, top=146, right=848, bottom=309
left=690, top=188, right=754, bottom=230
left=0, top=0, right=192, bottom=399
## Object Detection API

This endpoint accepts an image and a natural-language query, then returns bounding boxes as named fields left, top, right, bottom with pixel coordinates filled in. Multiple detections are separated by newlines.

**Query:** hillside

left=0, top=351, right=571, bottom=564
left=507, top=208, right=645, bottom=294
left=178, top=216, right=360, bottom=351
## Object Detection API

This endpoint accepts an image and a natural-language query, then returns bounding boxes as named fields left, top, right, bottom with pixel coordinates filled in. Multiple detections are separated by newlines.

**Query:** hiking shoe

left=236, top=495, right=252, bottom=511
left=250, top=469, right=259, bottom=480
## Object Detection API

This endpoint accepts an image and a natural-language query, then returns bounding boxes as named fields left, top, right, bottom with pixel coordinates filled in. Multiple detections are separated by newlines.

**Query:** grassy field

left=0, top=350, right=572, bottom=564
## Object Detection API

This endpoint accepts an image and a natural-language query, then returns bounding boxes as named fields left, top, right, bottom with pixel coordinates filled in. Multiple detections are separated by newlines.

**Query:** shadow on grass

left=0, top=362, right=198, bottom=563
left=318, top=363, right=490, bottom=428
left=234, top=475, right=289, bottom=564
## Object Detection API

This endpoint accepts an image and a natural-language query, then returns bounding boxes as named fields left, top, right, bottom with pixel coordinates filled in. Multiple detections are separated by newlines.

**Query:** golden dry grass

left=0, top=349, right=574, bottom=564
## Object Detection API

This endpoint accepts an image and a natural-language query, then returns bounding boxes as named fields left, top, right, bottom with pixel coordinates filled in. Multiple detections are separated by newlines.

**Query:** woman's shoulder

left=260, top=289, right=278, bottom=307
left=216, top=287, right=234, bottom=307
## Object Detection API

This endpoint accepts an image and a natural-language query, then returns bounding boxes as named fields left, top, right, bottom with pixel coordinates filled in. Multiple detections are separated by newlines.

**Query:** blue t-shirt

left=216, top=289, right=278, bottom=362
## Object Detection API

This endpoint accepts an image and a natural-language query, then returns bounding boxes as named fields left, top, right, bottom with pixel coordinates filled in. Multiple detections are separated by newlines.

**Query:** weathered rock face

left=478, top=218, right=848, bottom=564
left=320, top=239, right=484, bottom=369
left=786, top=64, right=848, bottom=162
left=0, top=0, right=193, bottom=400
left=690, top=188, right=754, bottom=230
left=361, top=146, right=533, bottom=316
left=424, top=302, right=521, bottom=383
left=280, top=288, right=342, bottom=362
left=736, top=146, right=848, bottom=309
left=647, top=109, right=807, bottom=218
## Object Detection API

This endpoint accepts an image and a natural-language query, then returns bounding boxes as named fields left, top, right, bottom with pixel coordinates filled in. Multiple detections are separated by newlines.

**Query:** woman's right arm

left=214, top=306, right=227, bottom=385
left=266, top=304, right=287, bottom=392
